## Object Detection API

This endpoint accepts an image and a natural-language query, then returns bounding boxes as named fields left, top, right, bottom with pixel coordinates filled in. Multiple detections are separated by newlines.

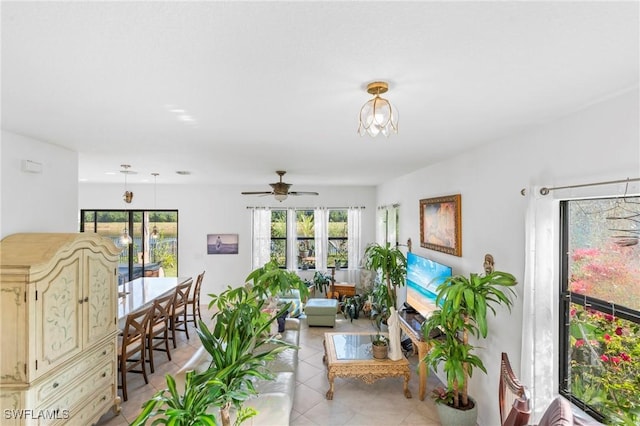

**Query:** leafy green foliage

left=422, top=271, right=517, bottom=409
left=245, top=260, right=310, bottom=301
left=364, top=243, right=407, bottom=309
left=131, top=370, right=221, bottom=426
left=569, top=305, right=640, bottom=425
left=133, top=264, right=303, bottom=426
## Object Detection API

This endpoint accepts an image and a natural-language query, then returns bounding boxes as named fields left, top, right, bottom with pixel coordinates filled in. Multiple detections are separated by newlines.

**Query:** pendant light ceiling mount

left=366, top=81, right=389, bottom=95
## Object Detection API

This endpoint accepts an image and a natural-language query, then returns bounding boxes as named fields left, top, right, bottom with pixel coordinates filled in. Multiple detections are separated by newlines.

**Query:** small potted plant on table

left=371, top=333, right=389, bottom=359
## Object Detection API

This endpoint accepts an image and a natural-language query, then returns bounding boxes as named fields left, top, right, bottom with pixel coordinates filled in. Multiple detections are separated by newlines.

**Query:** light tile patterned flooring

left=97, top=310, right=443, bottom=426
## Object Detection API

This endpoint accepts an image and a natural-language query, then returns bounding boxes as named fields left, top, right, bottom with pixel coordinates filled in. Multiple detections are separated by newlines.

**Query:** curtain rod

left=377, top=203, right=400, bottom=210
left=246, top=206, right=365, bottom=210
left=539, top=177, right=640, bottom=195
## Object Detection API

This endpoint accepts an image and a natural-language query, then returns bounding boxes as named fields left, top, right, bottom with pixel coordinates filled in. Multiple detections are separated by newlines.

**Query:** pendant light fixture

left=121, top=164, right=134, bottom=203
left=119, top=164, right=135, bottom=247
left=150, top=173, right=159, bottom=239
left=357, top=81, right=399, bottom=138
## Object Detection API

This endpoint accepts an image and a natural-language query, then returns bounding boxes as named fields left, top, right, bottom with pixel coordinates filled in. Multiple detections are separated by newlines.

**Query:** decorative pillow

left=287, top=299, right=302, bottom=318
left=538, top=397, right=574, bottom=426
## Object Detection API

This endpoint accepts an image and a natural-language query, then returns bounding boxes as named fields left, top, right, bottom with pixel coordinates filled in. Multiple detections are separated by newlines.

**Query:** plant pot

left=372, top=343, right=388, bottom=359
left=435, top=397, right=478, bottom=426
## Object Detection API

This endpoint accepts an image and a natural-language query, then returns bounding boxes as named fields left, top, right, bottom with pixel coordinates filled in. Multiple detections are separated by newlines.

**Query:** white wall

left=377, top=89, right=640, bottom=426
left=1, top=131, right=78, bottom=238
left=79, top=183, right=377, bottom=297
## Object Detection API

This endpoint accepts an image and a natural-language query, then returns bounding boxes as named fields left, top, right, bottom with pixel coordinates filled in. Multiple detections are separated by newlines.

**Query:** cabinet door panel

left=34, top=254, right=82, bottom=378
left=84, top=252, right=116, bottom=345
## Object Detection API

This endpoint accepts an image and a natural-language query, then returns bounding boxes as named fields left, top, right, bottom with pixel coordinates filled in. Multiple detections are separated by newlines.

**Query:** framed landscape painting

left=419, top=194, right=462, bottom=257
left=207, top=234, right=239, bottom=255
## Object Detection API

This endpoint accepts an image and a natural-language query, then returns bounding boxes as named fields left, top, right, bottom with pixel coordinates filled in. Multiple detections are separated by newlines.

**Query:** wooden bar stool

left=118, top=305, right=153, bottom=401
left=170, top=278, right=193, bottom=348
left=146, top=291, right=175, bottom=373
left=187, top=271, right=205, bottom=328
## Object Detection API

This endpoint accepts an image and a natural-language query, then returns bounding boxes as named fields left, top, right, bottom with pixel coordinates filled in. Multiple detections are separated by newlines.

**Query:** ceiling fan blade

left=241, top=191, right=273, bottom=195
left=288, top=191, right=319, bottom=196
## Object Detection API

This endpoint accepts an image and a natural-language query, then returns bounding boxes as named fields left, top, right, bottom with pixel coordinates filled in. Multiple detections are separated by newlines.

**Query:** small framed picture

left=420, top=194, right=462, bottom=257
left=207, top=234, right=239, bottom=255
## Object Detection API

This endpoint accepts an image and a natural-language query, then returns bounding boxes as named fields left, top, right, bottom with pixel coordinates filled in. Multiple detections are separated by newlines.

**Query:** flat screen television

left=406, top=252, right=452, bottom=318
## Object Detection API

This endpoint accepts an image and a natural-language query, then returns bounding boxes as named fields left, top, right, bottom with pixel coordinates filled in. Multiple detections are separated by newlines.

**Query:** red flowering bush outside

left=569, top=243, right=640, bottom=310
left=569, top=305, right=640, bottom=424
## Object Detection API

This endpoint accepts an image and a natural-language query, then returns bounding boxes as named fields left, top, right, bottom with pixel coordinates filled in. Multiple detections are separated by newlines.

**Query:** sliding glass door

left=80, top=210, right=178, bottom=284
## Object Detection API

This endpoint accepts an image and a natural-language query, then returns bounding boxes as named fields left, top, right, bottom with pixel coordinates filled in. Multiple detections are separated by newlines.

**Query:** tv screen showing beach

left=406, top=252, right=452, bottom=317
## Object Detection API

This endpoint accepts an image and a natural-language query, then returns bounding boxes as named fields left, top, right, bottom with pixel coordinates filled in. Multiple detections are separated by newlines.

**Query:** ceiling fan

left=241, top=171, right=319, bottom=202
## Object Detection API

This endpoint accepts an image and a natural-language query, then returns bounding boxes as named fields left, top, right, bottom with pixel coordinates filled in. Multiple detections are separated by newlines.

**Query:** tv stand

left=398, top=310, right=431, bottom=401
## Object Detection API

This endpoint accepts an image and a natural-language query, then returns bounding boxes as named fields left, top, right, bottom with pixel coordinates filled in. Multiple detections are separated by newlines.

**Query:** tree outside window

left=328, top=209, right=348, bottom=268
left=560, top=197, right=640, bottom=424
left=270, top=210, right=287, bottom=268
left=296, top=210, right=315, bottom=269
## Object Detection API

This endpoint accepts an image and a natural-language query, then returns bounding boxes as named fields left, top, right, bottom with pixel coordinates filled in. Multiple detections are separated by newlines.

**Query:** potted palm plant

left=364, top=242, right=407, bottom=309
left=422, top=271, right=517, bottom=426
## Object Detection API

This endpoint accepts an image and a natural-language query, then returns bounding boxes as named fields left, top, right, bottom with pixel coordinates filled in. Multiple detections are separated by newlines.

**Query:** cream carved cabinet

left=0, top=233, right=121, bottom=425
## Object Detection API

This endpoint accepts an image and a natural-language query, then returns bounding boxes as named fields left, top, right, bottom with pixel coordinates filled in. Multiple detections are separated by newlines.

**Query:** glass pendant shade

left=358, top=81, right=398, bottom=138
left=151, top=173, right=159, bottom=239
left=274, top=193, right=288, bottom=202
left=119, top=228, right=132, bottom=246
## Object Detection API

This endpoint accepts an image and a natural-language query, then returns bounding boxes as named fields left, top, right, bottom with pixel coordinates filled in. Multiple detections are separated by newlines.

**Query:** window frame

left=327, top=209, right=348, bottom=269
left=558, top=199, right=640, bottom=423
left=270, top=209, right=288, bottom=268
left=80, top=209, right=179, bottom=283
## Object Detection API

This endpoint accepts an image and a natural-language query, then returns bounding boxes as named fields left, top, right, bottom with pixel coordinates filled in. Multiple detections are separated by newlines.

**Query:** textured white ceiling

left=2, top=1, right=638, bottom=189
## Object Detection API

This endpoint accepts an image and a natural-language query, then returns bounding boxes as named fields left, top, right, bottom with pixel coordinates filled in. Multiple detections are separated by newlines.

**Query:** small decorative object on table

left=371, top=334, right=389, bottom=359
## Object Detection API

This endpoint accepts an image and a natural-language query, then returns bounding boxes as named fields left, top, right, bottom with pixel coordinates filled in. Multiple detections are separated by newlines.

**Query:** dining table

left=117, top=276, right=193, bottom=323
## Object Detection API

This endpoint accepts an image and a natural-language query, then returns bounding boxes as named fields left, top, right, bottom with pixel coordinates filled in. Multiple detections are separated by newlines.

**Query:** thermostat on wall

left=22, top=159, right=43, bottom=174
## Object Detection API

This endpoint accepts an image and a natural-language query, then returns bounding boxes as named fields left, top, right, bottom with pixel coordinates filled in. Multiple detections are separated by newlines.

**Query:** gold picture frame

left=419, top=194, right=462, bottom=257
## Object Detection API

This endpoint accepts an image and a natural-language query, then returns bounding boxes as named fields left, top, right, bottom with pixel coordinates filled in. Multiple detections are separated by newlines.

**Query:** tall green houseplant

left=132, top=261, right=305, bottom=426
left=422, top=271, right=517, bottom=422
left=364, top=242, right=407, bottom=311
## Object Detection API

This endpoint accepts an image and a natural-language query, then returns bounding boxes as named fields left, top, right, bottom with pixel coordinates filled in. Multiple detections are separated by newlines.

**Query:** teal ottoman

left=305, top=298, right=338, bottom=327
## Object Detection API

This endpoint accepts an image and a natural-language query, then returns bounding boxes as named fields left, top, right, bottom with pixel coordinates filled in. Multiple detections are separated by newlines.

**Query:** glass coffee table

left=322, top=332, right=412, bottom=400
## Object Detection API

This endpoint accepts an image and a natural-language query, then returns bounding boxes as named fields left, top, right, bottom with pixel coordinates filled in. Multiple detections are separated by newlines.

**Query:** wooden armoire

left=0, top=233, right=121, bottom=425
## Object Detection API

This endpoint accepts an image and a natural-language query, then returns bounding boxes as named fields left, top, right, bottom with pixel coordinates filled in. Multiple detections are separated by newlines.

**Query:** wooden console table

left=398, top=311, right=431, bottom=400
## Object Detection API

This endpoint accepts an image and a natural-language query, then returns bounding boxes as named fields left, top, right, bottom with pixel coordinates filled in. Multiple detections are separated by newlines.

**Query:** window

left=80, top=209, right=178, bottom=284
left=559, top=197, right=640, bottom=424
left=328, top=209, right=348, bottom=268
left=377, top=204, right=399, bottom=246
left=270, top=209, right=287, bottom=268
left=296, top=210, right=315, bottom=269
left=251, top=207, right=360, bottom=270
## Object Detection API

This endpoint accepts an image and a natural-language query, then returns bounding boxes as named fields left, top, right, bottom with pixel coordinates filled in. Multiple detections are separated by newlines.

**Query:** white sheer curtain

left=314, top=208, right=328, bottom=270
left=347, top=208, right=362, bottom=283
left=286, top=209, right=297, bottom=270
left=251, top=208, right=272, bottom=269
left=520, top=187, right=558, bottom=423
left=387, top=205, right=398, bottom=247
left=376, top=208, right=386, bottom=245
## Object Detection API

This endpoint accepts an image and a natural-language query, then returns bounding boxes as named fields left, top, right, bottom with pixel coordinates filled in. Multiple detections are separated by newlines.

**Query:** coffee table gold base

left=323, top=332, right=412, bottom=400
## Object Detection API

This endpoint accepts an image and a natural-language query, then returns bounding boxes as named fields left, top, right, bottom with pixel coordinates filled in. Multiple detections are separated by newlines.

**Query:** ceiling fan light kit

left=241, top=170, right=319, bottom=202
left=358, top=81, right=399, bottom=138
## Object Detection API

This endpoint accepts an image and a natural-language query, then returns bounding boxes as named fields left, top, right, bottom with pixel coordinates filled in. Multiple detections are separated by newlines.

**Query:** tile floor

left=97, top=311, right=443, bottom=426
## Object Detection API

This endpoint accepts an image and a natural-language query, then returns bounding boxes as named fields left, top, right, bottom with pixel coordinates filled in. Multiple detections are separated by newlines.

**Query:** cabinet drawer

left=34, top=359, right=114, bottom=425
left=67, top=384, right=115, bottom=426
left=34, top=341, right=114, bottom=405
